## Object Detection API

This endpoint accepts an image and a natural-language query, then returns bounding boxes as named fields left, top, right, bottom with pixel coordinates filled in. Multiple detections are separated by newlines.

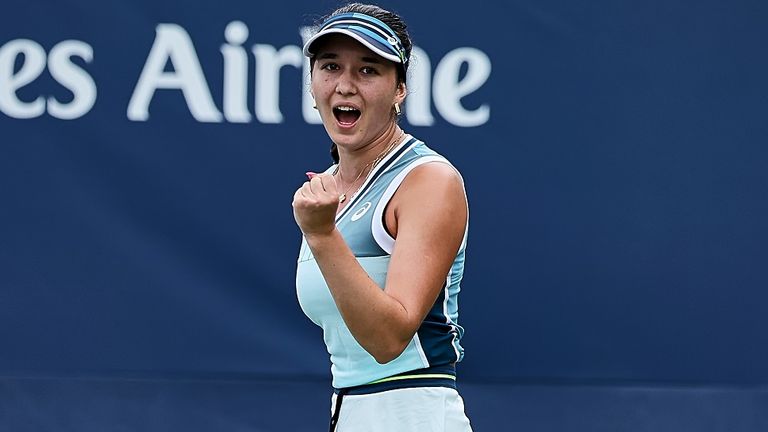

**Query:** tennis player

left=293, top=3, right=473, bottom=431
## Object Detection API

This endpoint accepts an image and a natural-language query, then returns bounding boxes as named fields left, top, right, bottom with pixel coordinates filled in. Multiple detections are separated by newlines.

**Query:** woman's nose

left=335, top=71, right=358, bottom=95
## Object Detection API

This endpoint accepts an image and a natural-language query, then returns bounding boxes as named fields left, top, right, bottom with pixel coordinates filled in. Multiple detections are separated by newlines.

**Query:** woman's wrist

left=304, top=227, right=341, bottom=249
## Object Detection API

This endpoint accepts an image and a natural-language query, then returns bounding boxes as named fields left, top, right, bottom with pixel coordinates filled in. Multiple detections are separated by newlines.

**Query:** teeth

left=336, top=106, right=358, bottom=111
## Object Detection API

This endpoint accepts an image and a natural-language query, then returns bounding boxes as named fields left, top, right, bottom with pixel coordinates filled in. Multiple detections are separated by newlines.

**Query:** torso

left=296, top=135, right=468, bottom=389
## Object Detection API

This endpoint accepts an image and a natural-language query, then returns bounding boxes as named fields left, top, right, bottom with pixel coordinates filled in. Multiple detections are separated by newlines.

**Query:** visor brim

left=303, top=28, right=404, bottom=64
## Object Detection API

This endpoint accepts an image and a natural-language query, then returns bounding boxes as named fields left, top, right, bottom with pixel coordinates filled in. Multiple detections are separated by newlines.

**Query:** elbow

left=372, top=350, right=402, bottom=365
left=371, top=340, right=409, bottom=365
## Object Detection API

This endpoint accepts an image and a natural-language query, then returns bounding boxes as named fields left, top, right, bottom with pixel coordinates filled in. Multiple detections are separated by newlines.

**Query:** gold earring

left=394, top=102, right=401, bottom=116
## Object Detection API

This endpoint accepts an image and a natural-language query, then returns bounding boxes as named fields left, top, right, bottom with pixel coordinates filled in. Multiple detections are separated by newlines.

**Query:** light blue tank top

left=296, top=135, right=467, bottom=389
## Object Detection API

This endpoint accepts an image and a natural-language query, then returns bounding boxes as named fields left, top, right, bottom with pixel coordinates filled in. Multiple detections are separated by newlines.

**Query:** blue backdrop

left=2, top=1, right=767, bottom=430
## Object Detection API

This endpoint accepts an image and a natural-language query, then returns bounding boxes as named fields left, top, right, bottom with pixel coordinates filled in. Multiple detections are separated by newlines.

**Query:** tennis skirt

left=329, top=386, right=473, bottom=432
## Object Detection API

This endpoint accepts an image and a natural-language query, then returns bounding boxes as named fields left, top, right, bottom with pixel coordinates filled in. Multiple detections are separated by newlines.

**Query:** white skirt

left=330, top=387, right=473, bottom=432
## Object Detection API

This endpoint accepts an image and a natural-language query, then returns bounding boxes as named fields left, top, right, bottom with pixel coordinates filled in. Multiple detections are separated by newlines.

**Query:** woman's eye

left=361, top=66, right=378, bottom=74
left=321, top=63, right=339, bottom=71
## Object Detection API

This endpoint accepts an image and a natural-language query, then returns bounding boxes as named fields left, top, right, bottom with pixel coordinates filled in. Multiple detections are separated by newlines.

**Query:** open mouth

left=333, top=105, right=361, bottom=126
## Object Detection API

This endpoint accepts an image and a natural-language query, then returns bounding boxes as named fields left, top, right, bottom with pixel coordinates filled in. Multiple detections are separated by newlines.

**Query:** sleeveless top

left=296, top=135, right=468, bottom=389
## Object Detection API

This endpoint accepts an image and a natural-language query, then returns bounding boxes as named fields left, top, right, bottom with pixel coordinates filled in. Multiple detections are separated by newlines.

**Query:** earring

left=394, top=102, right=401, bottom=116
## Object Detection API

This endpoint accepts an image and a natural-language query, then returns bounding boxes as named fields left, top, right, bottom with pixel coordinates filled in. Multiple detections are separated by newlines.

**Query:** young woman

left=293, top=4, right=473, bottom=431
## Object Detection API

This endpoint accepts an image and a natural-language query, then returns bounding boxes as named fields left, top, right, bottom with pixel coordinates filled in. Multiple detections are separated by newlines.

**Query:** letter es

left=0, top=39, right=97, bottom=120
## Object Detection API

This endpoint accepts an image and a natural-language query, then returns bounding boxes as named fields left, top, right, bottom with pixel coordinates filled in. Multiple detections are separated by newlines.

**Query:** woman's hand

left=292, top=172, right=340, bottom=237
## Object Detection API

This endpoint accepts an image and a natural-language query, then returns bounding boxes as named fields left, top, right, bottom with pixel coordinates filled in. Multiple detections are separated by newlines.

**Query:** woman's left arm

left=295, top=162, right=467, bottom=364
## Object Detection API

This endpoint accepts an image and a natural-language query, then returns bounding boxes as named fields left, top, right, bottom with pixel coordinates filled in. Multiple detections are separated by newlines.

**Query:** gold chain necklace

left=334, top=130, right=405, bottom=203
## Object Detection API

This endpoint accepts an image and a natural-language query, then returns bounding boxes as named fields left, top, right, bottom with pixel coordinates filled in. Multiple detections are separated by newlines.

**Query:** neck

left=333, top=127, right=405, bottom=206
left=335, top=125, right=403, bottom=179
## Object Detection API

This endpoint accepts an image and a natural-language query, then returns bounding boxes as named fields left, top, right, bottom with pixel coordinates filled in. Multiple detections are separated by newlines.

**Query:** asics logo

left=351, top=202, right=372, bottom=221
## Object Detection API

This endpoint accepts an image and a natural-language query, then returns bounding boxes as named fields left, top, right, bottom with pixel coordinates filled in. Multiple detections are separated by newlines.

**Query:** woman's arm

left=293, top=162, right=467, bottom=363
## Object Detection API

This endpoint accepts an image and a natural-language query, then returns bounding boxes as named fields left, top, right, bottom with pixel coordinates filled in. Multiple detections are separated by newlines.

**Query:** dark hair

left=311, top=3, right=413, bottom=163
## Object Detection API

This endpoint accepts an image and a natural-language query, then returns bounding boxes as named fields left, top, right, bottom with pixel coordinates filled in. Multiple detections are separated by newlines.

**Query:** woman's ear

left=395, top=82, right=407, bottom=105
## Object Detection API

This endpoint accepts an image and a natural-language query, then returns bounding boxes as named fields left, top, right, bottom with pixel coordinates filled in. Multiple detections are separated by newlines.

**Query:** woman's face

left=311, top=34, right=406, bottom=151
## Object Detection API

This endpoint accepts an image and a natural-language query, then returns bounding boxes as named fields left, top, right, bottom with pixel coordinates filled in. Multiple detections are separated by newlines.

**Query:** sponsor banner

left=2, top=0, right=767, bottom=387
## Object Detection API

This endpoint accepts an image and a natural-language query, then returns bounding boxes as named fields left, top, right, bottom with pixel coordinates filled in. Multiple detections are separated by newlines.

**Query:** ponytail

left=330, top=142, right=340, bottom=163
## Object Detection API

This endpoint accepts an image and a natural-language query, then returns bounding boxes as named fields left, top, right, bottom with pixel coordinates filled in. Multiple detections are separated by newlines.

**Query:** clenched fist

left=293, top=172, right=340, bottom=237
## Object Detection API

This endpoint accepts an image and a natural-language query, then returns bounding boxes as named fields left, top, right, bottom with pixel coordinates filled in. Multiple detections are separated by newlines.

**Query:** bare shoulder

left=386, top=161, right=467, bottom=238
left=398, top=161, right=466, bottom=205
left=402, top=160, right=464, bottom=191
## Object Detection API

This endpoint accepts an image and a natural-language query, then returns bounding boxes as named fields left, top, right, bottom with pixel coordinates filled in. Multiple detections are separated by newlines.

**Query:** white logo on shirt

left=351, top=202, right=372, bottom=221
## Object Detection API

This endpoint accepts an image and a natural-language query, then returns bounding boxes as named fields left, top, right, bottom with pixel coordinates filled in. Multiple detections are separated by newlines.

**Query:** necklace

left=334, top=130, right=405, bottom=203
